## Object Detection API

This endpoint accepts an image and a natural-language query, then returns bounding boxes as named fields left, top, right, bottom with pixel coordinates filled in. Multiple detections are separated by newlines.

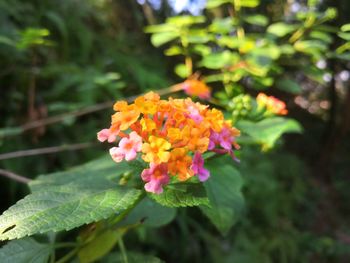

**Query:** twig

left=0, top=169, right=31, bottom=184
left=0, top=142, right=95, bottom=160
left=3, top=84, right=183, bottom=138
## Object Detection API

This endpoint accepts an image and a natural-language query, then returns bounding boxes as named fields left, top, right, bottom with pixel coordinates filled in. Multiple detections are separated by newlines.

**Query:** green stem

left=55, top=247, right=79, bottom=263
left=118, top=236, right=128, bottom=263
left=53, top=242, right=78, bottom=249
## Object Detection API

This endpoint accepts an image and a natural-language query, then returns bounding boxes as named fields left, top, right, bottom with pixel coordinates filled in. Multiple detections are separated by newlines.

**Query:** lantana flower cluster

left=97, top=92, right=240, bottom=194
left=256, top=93, right=288, bottom=115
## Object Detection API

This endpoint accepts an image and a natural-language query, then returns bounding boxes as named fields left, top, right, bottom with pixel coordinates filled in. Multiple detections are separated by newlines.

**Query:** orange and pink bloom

left=97, top=91, right=240, bottom=194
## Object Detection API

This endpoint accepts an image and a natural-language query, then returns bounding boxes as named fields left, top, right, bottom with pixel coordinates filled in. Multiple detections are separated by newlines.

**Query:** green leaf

left=338, top=32, right=350, bottom=41
left=150, top=32, right=179, bottom=47
left=267, top=23, right=297, bottom=37
left=243, top=14, right=268, bottom=26
left=209, top=18, right=236, bottom=33
left=206, top=0, right=231, bottom=9
left=0, top=178, right=142, bottom=240
left=102, top=251, right=163, bottom=263
left=237, top=117, right=303, bottom=148
left=167, top=16, right=206, bottom=26
left=164, top=45, right=183, bottom=56
left=0, top=238, right=52, bottom=263
left=149, top=183, right=209, bottom=208
left=275, top=78, right=302, bottom=94
left=341, top=24, right=350, bottom=32
left=200, top=155, right=244, bottom=235
left=200, top=51, right=239, bottom=69
left=175, top=63, right=191, bottom=78
left=29, top=155, right=129, bottom=192
left=0, top=36, right=15, bottom=46
left=145, top=24, right=175, bottom=33
left=310, top=31, right=333, bottom=44
left=192, top=44, right=211, bottom=56
left=118, top=197, right=176, bottom=228
left=240, top=0, right=260, bottom=8
left=187, top=29, right=211, bottom=44
left=78, top=229, right=121, bottom=263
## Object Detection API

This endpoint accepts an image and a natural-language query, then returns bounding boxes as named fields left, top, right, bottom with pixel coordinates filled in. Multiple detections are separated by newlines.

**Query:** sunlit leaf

left=175, top=63, right=191, bottom=78
left=267, top=23, right=297, bottom=37
left=0, top=178, right=142, bottom=240
left=151, top=32, right=179, bottom=47
left=341, top=24, right=350, bottom=32
left=243, top=14, right=268, bottom=26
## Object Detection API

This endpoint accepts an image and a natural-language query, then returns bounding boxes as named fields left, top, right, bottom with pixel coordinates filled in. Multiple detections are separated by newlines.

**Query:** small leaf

left=206, top=0, right=231, bottom=9
left=0, top=179, right=142, bottom=240
left=240, top=0, right=260, bottom=8
left=145, top=24, right=175, bottom=33
left=149, top=183, right=209, bottom=208
left=338, top=32, right=350, bottom=41
left=243, top=14, right=268, bottom=26
left=267, top=22, right=297, bottom=37
left=237, top=117, right=303, bottom=148
left=209, top=18, right=236, bottom=33
left=275, top=78, right=302, bottom=94
left=175, top=63, right=191, bottom=78
left=0, top=238, right=52, bottom=263
left=151, top=32, right=179, bottom=47
left=167, top=16, right=206, bottom=26
left=118, top=197, right=176, bottom=228
left=200, top=156, right=244, bottom=235
left=164, top=45, right=183, bottom=56
left=341, top=24, right=350, bottom=32
left=200, top=51, right=239, bottom=69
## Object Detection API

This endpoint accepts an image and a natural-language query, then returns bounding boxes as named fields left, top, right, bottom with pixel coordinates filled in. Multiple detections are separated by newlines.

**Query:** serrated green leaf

left=237, top=117, right=303, bottom=148
left=118, top=197, right=176, bottom=228
left=0, top=238, right=52, bottom=263
left=149, top=183, right=209, bottom=208
left=200, top=156, right=244, bottom=235
left=0, top=179, right=142, bottom=240
left=102, top=251, right=163, bottom=263
left=29, top=155, right=129, bottom=192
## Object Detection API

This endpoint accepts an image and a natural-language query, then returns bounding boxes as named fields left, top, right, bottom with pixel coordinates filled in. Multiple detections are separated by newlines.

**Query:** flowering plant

left=98, top=91, right=240, bottom=194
